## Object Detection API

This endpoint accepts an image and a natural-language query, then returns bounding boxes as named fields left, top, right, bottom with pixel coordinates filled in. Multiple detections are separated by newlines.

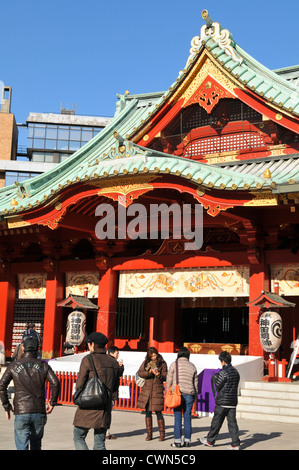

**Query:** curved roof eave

left=0, top=143, right=277, bottom=217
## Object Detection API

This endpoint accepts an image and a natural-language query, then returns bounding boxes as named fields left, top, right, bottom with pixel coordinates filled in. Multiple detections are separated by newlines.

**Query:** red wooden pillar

left=96, top=268, right=118, bottom=347
left=248, top=262, right=269, bottom=356
left=157, top=298, right=176, bottom=353
left=0, top=274, right=16, bottom=358
left=148, top=299, right=159, bottom=350
left=145, top=298, right=176, bottom=352
left=42, top=270, right=64, bottom=359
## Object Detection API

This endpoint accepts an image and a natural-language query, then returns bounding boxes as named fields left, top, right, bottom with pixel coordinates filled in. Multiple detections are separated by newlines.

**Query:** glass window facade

left=27, top=123, right=103, bottom=152
left=32, top=152, right=55, bottom=163
left=5, top=171, right=40, bottom=187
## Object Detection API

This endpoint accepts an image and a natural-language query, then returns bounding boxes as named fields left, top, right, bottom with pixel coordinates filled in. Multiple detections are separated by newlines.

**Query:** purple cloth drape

left=197, top=368, right=221, bottom=413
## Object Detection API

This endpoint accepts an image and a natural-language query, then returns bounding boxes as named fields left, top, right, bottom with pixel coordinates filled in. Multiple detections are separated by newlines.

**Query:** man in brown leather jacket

left=0, top=336, right=60, bottom=450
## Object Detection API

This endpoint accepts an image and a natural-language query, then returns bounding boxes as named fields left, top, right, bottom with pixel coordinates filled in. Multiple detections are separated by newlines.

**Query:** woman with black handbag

left=73, top=332, right=120, bottom=450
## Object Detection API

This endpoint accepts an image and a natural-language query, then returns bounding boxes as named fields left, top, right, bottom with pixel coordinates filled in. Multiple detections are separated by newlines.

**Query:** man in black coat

left=200, top=351, right=241, bottom=450
left=0, top=336, right=60, bottom=450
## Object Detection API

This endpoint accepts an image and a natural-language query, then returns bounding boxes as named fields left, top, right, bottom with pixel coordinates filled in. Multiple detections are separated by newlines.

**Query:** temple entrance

left=181, top=298, right=249, bottom=355
left=12, top=297, right=45, bottom=356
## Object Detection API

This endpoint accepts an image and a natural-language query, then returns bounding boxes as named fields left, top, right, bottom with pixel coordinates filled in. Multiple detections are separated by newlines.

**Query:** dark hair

left=177, top=346, right=190, bottom=359
left=27, top=323, right=35, bottom=329
left=219, top=351, right=231, bottom=364
left=145, top=347, right=164, bottom=368
left=108, top=346, right=119, bottom=355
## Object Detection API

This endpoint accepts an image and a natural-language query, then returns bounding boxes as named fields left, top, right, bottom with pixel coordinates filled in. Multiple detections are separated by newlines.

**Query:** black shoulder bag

left=73, top=354, right=110, bottom=410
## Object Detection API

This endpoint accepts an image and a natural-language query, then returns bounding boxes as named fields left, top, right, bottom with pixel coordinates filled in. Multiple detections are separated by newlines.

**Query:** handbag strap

left=88, top=354, right=99, bottom=379
left=175, top=359, right=179, bottom=384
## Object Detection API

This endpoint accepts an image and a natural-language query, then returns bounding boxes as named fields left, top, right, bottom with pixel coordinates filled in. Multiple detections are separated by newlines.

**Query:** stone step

left=239, top=394, right=299, bottom=409
left=240, top=388, right=299, bottom=402
left=238, top=399, right=299, bottom=416
left=242, top=380, right=299, bottom=392
left=237, top=380, right=299, bottom=424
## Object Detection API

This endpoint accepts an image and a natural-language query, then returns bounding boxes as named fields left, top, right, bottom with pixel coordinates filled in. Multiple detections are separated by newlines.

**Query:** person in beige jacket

left=166, top=347, right=198, bottom=447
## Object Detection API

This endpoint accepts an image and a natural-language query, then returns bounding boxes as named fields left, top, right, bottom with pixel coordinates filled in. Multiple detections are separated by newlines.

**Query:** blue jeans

left=73, top=426, right=106, bottom=450
left=173, top=394, right=195, bottom=443
left=14, top=413, right=47, bottom=450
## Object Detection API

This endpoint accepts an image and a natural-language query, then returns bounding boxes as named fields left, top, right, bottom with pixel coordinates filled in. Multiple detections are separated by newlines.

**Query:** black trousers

left=207, top=405, right=240, bottom=447
left=145, top=403, right=163, bottom=420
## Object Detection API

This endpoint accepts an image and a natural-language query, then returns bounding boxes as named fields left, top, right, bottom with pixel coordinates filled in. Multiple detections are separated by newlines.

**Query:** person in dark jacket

left=136, top=347, right=167, bottom=441
left=22, top=323, right=41, bottom=345
left=0, top=336, right=60, bottom=450
left=73, top=332, right=120, bottom=450
left=106, top=345, right=124, bottom=439
left=200, top=351, right=241, bottom=450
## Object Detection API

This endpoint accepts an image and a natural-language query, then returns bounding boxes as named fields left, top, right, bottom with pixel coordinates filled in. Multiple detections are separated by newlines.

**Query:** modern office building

left=26, top=110, right=110, bottom=164
left=0, top=86, right=18, bottom=187
left=0, top=91, right=110, bottom=188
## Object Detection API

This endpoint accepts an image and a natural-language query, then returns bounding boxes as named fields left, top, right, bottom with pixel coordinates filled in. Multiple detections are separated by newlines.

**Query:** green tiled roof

left=0, top=137, right=288, bottom=216
left=1, top=12, right=299, bottom=217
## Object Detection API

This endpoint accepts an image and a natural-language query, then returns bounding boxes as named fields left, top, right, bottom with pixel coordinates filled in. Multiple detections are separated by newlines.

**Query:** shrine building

left=1, top=10, right=299, bottom=363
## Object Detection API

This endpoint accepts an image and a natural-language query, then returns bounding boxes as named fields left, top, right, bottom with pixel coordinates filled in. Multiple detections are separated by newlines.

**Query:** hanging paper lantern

left=66, top=310, right=86, bottom=346
left=259, top=310, right=282, bottom=353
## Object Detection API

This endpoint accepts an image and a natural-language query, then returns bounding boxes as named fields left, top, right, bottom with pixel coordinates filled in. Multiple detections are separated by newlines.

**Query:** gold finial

left=202, top=9, right=213, bottom=26
left=263, top=169, right=272, bottom=178
left=113, top=131, right=118, bottom=140
left=124, top=90, right=130, bottom=95
left=10, top=198, right=18, bottom=206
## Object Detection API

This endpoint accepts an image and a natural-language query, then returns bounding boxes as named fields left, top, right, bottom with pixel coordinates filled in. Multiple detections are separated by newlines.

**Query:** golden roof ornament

left=263, top=169, right=272, bottom=178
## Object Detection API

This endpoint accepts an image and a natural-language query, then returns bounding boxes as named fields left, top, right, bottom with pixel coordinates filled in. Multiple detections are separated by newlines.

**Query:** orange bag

left=165, top=360, right=181, bottom=408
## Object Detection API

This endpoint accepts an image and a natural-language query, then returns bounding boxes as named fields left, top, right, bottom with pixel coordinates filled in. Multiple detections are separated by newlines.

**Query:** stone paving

left=0, top=405, right=297, bottom=451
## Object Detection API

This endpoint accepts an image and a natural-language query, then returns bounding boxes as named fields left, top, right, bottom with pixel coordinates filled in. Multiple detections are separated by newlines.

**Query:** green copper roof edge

left=0, top=147, right=274, bottom=217
left=234, top=44, right=299, bottom=94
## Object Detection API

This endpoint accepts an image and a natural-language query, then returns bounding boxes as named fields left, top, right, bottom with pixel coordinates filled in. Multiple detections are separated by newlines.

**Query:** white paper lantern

left=66, top=310, right=86, bottom=346
left=259, top=310, right=282, bottom=353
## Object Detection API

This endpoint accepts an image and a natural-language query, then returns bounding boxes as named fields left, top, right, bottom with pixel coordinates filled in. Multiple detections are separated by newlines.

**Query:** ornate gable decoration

left=187, top=10, right=243, bottom=66
left=168, top=54, right=237, bottom=114
left=184, top=75, right=234, bottom=113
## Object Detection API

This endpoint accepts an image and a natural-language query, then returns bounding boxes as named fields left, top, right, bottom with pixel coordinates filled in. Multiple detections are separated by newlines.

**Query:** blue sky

left=1, top=0, right=299, bottom=126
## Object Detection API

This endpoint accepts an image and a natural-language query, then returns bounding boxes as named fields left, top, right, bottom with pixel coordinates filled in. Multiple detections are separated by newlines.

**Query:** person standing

left=73, top=332, right=120, bottom=450
left=137, top=347, right=167, bottom=442
left=22, top=323, right=41, bottom=358
left=22, top=323, right=40, bottom=344
left=0, top=336, right=60, bottom=450
left=200, top=351, right=241, bottom=450
left=106, top=345, right=124, bottom=439
left=166, top=346, right=198, bottom=447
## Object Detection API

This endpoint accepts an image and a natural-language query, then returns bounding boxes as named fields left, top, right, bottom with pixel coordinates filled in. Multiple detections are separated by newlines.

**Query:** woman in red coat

left=136, top=347, right=167, bottom=441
